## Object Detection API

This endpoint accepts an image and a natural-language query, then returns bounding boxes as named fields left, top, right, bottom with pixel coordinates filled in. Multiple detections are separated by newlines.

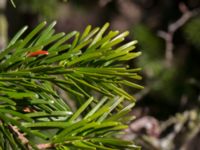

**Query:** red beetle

left=28, top=50, right=49, bottom=57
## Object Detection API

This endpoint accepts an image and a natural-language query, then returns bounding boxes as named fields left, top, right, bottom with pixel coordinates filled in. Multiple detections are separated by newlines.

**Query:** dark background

left=1, top=0, right=200, bottom=149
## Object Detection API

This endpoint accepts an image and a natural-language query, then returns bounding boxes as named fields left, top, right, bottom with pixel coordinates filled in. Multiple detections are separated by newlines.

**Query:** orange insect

left=28, top=50, right=49, bottom=57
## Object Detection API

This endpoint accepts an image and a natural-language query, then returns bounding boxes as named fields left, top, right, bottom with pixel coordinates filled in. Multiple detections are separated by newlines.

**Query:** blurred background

left=1, top=0, right=200, bottom=149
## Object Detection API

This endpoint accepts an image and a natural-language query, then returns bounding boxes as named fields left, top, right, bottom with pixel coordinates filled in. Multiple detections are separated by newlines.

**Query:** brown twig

left=37, top=143, right=55, bottom=149
left=9, top=125, right=34, bottom=150
left=158, top=3, right=200, bottom=67
left=9, top=125, right=56, bottom=149
left=9, top=125, right=29, bottom=145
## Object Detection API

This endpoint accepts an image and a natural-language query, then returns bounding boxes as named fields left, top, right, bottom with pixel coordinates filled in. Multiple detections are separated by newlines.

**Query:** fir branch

left=0, top=21, right=142, bottom=150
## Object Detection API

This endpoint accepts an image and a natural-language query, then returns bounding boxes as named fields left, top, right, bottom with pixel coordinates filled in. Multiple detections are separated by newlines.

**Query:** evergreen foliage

left=0, top=21, right=142, bottom=150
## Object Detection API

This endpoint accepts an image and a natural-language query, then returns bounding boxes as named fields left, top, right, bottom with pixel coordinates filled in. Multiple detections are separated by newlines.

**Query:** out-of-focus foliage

left=0, top=14, right=7, bottom=49
left=14, top=0, right=60, bottom=19
left=184, top=17, right=200, bottom=50
left=133, top=24, right=164, bottom=60
left=133, top=24, right=164, bottom=80
left=133, top=24, right=180, bottom=106
left=0, top=0, right=7, bottom=49
left=133, top=109, right=200, bottom=150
